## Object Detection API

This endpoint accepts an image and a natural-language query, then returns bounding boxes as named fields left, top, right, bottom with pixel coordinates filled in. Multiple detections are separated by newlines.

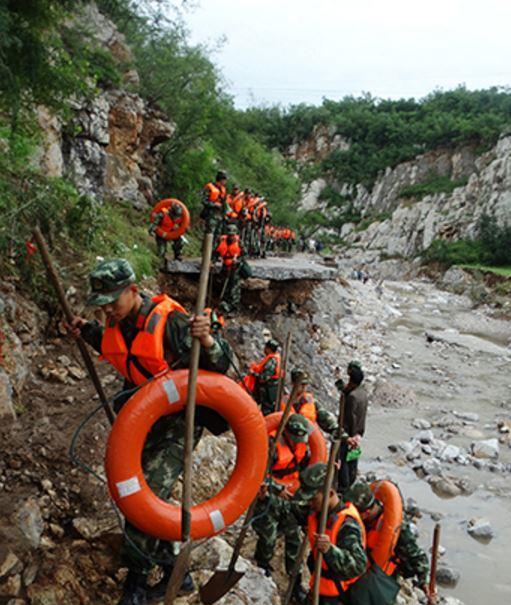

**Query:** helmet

left=285, top=414, right=311, bottom=443
left=265, top=338, right=279, bottom=352
left=299, top=462, right=327, bottom=491
left=226, top=224, right=238, bottom=235
left=216, top=170, right=227, bottom=181
left=346, top=481, right=375, bottom=512
left=291, top=368, right=309, bottom=384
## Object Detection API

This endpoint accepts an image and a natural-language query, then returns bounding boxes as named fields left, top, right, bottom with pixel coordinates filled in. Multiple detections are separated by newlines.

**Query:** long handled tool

left=164, top=232, right=214, bottom=604
left=33, top=226, right=115, bottom=425
left=427, top=523, right=441, bottom=605
left=311, top=435, right=342, bottom=605
left=274, top=330, right=292, bottom=412
left=199, top=376, right=304, bottom=604
left=283, top=394, right=345, bottom=605
left=333, top=391, right=346, bottom=489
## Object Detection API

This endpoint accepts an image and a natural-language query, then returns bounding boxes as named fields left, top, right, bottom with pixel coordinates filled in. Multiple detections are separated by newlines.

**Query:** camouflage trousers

left=203, top=210, right=224, bottom=249
left=255, top=381, right=279, bottom=416
left=156, top=235, right=184, bottom=260
left=219, top=268, right=241, bottom=313
left=121, top=413, right=204, bottom=574
left=253, top=494, right=303, bottom=575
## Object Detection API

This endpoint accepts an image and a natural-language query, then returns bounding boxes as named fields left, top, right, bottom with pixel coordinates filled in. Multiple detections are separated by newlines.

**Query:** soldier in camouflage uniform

left=251, top=339, right=281, bottom=415
left=347, top=481, right=430, bottom=601
left=253, top=414, right=314, bottom=604
left=290, top=369, right=338, bottom=434
left=67, top=259, right=231, bottom=605
left=148, top=202, right=185, bottom=261
left=292, top=463, right=368, bottom=605
left=201, top=171, right=228, bottom=248
left=217, top=224, right=243, bottom=315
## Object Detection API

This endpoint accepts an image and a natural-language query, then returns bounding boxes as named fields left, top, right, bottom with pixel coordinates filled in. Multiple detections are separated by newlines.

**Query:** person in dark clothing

left=337, top=361, right=368, bottom=492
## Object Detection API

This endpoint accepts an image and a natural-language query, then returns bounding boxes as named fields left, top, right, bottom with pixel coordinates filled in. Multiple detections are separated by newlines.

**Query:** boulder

left=15, top=498, right=44, bottom=548
left=429, top=476, right=462, bottom=498
left=422, top=458, right=443, bottom=476
left=467, top=518, right=494, bottom=542
left=412, top=418, right=431, bottom=430
left=436, top=566, right=460, bottom=588
left=471, top=438, right=499, bottom=459
left=437, top=444, right=461, bottom=462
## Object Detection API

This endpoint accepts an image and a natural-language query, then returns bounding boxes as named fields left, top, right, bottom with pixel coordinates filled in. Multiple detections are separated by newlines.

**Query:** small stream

left=362, top=281, right=511, bottom=604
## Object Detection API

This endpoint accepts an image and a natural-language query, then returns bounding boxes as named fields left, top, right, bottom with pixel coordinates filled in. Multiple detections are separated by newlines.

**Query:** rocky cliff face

left=291, top=129, right=511, bottom=258
left=35, top=2, right=174, bottom=209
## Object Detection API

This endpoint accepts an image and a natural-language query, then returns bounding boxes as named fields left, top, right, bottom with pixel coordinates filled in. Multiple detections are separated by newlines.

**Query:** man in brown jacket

left=337, top=361, right=368, bottom=492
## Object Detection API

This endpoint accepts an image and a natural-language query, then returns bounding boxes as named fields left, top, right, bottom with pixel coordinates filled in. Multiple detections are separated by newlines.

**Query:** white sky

left=183, top=0, right=511, bottom=108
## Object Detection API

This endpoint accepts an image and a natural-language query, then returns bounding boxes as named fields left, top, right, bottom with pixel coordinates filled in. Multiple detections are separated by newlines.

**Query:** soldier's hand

left=64, top=316, right=87, bottom=339
left=314, top=533, right=332, bottom=553
left=258, top=484, right=269, bottom=500
left=420, top=583, right=430, bottom=598
left=190, top=314, right=214, bottom=348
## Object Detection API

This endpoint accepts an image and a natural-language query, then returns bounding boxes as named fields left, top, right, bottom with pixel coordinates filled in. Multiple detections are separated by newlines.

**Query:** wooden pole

left=428, top=523, right=441, bottom=605
left=311, top=437, right=342, bottom=605
left=164, top=232, right=214, bottom=604
left=274, top=330, right=292, bottom=412
left=33, top=227, right=114, bottom=425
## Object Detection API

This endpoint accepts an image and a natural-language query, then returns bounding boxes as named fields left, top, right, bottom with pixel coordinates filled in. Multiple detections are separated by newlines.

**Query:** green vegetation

left=243, top=88, right=511, bottom=189
left=398, top=175, right=468, bottom=200
left=423, top=214, right=511, bottom=268
left=458, top=264, right=511, bottom=277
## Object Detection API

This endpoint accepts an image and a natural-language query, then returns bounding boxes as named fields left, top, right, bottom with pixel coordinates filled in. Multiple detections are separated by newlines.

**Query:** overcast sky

left=183, top=0, right=511, bottom=109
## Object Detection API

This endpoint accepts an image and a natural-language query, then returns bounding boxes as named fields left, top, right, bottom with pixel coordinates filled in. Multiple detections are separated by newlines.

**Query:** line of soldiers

left=244, top=340, right=430, bottom=604
left=67, top=257, right=429, bottom=605
left=201, top=170, right=296, bottom=258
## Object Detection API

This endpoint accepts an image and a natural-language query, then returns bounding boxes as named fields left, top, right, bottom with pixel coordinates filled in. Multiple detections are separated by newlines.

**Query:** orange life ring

left=105, top=370, right=268, bottom=541
left=264, top=411, right=328, bottom=493
left=150, top=198, right=190, bottom=241
left=367, top=480, right=403, bottom=574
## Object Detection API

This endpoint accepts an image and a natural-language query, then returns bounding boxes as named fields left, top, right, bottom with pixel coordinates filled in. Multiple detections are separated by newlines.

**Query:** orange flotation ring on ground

left=105, top=370, right=268, bottom=541
left=367, top=480, right=403, bottom=574
left=150, top=198, right=190, bottom=241
left=264, top=411, right=328, bottom=493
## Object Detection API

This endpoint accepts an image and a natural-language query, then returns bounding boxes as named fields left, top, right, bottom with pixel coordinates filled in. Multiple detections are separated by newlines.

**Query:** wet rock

left=72, top=517, right=116, bottom=540
left=453, top=411, right=479, bottom=422
left=498, top=419, right=511, bottom=433
left=436, top=565, right=460, bottom=588
left=412, top=418, right=431, bottom=430
left=437, top=444, right=461, bottom=462
left=405, top=497, right=421, bottom=518
left=429, top=476, right=462, bottom=498
left=417, top=430, right=434, bottom=444
left=16, top=498, right=44, bottom=548
left=467, top=518, right=495, bottom=542
left=422, top=458, right=443, bottom=476
left=471, top=438, right=499, bottom=459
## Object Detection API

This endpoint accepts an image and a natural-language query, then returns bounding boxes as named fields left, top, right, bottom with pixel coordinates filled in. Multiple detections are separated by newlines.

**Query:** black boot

left=117, top=571, right=148, bottom=605
left=146, top=568, right=195, bottom=602
left=291, top=573, right=308, bottom=605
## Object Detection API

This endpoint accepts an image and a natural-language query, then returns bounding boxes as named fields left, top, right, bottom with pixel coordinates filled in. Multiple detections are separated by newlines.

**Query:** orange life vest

left=308, top=503, right=367, bottom=596
left=270, top=431, right=308, bottom=494
left=216, top=236, right=242, bottom=267
left=205, top=182, right=226, bottom=208
left=295, top=391, right=317, bottom=423
left=100, top=294, right=186, bottom=386
left=366, top=480, right=403, bottom=575
left=250, top=352, right=281, bottom=381
left=155, top=209, right=183, bottom=239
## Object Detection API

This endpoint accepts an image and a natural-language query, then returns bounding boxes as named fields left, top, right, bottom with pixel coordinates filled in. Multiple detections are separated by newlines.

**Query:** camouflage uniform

left=149, top=211, right=185, bottom=261
left=253, top=415, right=311, bottom=579
left=201, top=181, right=227, bottom=248
left=81, top=259, right=231, bottom=582
left=254, top=354, right=280, bottom=415
left=294, top=464, right=368, bottom=605
left=219, top=264, right=241, bottom=314
left=347, top=481, right=430, bottom=587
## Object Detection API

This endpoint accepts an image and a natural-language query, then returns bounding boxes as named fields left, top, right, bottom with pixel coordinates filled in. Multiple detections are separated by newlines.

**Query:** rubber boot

left=291, top=573, right=308, bottom=605
left=146, top=568, right=194, bottom=602
left=117, top=571, right=148, bottom=605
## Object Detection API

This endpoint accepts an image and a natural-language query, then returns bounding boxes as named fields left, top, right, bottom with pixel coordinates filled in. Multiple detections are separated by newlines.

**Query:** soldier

left=253, top=414, right=313, bottom=604
left=66, top=259, right=232, bottom=605
left=337, top=361, right=368, bottom=492
left=288, top=369, right=338, bottom=434
left=216, top=224, right=243, bottom=314
left=347, top=481, right=430, bottom=602
left=296, top=463, right=368, bottom=605
left=248, top=339, right=281, bottom=415
left=149, top=201, right=185, bottom=261
left=201, top=171, right=228, bottom=247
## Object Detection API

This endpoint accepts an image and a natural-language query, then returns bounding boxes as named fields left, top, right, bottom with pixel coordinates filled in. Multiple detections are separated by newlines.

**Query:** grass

left=458, top=264, right=511, bottom=277
left=399, top=176, right=468, bottom=201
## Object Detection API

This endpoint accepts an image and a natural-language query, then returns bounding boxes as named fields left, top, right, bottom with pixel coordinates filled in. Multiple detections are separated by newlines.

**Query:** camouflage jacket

left=393, top=520, right=430, bottom=584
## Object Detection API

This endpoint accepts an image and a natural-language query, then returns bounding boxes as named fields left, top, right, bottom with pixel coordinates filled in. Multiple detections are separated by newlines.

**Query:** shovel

left=199, top=377, right=304, bottom=604
left=164, top=232, right=214, bottom=604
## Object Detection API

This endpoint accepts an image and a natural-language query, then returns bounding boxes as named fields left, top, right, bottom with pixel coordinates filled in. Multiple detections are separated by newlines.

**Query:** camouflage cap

left=265, top=338, right=279, bottom=352
left=346, top=481, right=375, bottom=512
left=169, top=203, right=184, bottom=218
left=285, top=413, right=312, bottom=443
left=226, top=224, right=238, bottom=235
left=291, top=368, right=309, bottom=384
left=87, top=258, right=136, bottom=306
left=300, top=462, right=327, bottom=492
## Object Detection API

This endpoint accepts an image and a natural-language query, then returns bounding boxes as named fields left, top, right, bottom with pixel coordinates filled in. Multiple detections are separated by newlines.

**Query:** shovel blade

left=199, top=569, right=245, bottom=604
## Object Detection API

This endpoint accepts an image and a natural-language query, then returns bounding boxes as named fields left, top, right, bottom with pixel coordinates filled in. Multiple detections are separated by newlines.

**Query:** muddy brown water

left=362, top=281, right=511, bottom=604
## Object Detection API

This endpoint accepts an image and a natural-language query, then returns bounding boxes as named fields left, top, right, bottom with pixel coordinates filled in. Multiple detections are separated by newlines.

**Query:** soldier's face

left=101, top=285, right=138, bottom=323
